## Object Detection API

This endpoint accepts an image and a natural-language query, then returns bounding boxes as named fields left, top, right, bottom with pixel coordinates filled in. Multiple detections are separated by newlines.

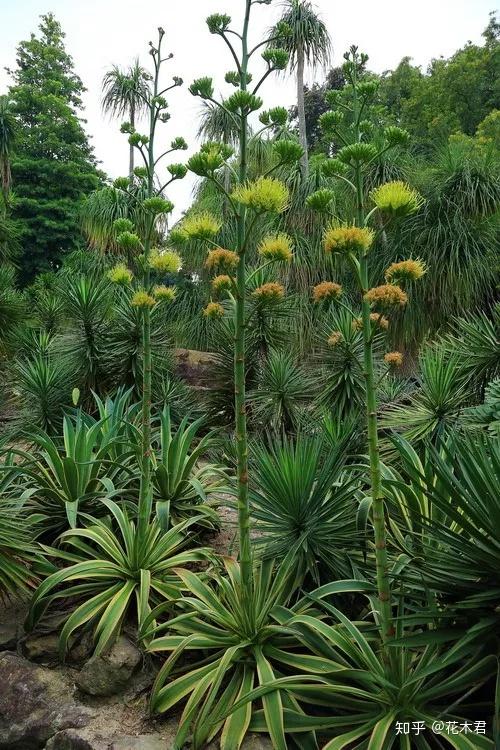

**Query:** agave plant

left=249, top=433, right=360, bottom=583
left=0, top=500, right=38, bottom=598
left=26, top=499, right=211, bottom=657
left=237, top=591, right=497, bottom=749
left=151, top=407, right=224, bottom=530
left=6, top=411, right=134, bottom=536
left=148, top=555, right=324, bottom=750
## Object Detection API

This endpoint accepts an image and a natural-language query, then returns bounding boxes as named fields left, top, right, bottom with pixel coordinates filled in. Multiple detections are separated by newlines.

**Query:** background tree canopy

left=7, top=13, right=101, bottom=282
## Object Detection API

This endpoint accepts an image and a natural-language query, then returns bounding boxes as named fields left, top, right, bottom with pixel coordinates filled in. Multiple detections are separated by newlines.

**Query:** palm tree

left=0, top=96, right=16, bottom=208
left=101, top=60, right=150, bottom=182
left=271, top=0, right=332, bottom=178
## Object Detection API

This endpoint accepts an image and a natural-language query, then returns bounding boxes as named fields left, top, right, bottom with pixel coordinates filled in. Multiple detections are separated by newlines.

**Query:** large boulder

left=45, top=729, right=107, bottom=750
left=0, top=652, right=92, bottom=750
left=109, top=736, right=168, bottom=750
left=75, top=637, right=141, bottom=697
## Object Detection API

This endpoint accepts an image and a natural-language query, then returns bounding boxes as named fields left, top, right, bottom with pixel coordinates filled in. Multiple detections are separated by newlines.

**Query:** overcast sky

left=0, top=0, right=495, bottom=216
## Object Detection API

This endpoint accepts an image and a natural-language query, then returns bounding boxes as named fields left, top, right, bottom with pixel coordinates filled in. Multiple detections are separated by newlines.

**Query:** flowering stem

left=234, top=0, right=253, bottom=611
left=351, top=70, right=394, bottom=647
left=137, top=32, right=163, bottom=543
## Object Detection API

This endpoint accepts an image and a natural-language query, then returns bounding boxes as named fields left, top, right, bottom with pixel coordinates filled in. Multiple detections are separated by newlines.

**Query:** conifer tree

left=7, top=13, right=100, bottom=281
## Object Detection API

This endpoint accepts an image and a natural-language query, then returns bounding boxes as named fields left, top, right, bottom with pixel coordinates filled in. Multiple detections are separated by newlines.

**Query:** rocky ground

left=0, top=596, right=272, bottom=750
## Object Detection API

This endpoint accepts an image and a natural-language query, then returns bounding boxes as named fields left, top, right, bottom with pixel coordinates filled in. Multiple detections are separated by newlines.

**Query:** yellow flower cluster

left=211, top=275, right=233, bottom=294
left=203, top=301, right=225, bottom=319
left=371, top=181, right=423, bottom=216
left=364, top=284, right=407, bottom=308
left=385, top=258, right=426, bottom=283
left=149, top=250, right=182, bottom=274
left=258, top=233, right=293, bottom=262
left=327, top=331, right=343, bottom=347
left=205, top=248, right=239, bottom=272
left=352, top=313, right=390, bottom=331
left=153, top=285, right=176, bottom=303
left=108, top=263, right=133, bottom=286
left=323, top=224, right=374, bottom=255
left=252, top=282, right=285, bottom=302
left=384, top=351, right=404, bottom=367
left=181, top=212, right=222, bottom=240
left=313, top=281, right=342, bottom=303
left=131, top=290, right=156, bottom=308
left=232, top=177, right=289, bottom=214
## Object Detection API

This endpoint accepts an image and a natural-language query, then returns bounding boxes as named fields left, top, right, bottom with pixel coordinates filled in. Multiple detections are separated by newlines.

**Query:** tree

left=102, top=60, right=151, bottom=182
left=0, top=96, right=16, bottom=205
left=272, top=0, right=331, bottom=178
left=288, top=67, right=344, bottom=152
left=7, top=13, right=100, bottom=282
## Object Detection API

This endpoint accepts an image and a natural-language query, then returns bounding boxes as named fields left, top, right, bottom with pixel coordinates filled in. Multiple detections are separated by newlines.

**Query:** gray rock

left=22, top=633, right=60, bottom=663
left=75, top=637, right=141, bottom=697
left=45, top=729, right=107, bottom=750
left=0, top=651, right=93, bottom=750
left=0, top=621, right=18, bottom=650
left=110, top=736, right=168, bottom=750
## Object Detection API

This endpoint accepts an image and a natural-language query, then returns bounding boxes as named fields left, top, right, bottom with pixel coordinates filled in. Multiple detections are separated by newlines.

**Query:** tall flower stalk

left=182, top=3, right=296, bottom=605
left=109, top=29, right=188, bottom=536
left=310, top=46, right=425, bottom=649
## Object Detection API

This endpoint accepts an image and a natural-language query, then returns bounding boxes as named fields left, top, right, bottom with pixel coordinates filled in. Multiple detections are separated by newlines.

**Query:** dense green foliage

left=0, top=3, right=499, bottom=749
left=7, top=14, right=100, bottom=281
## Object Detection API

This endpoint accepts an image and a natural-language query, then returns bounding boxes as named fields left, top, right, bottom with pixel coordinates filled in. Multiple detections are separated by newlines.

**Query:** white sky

left=0, top=0, right=495, bottom=217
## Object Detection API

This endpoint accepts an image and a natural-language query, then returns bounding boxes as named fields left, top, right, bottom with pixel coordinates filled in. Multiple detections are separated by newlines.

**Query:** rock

left=0, top=651, right=93, bottom=750
left=110, top=736, right=167, bottom=750
left=45, top=729, right=107, bottom=750
left=75, top=637, right=141, bottom=697
left=0, top=621, right=18, bottom=650
left=22, top=633, right=60, bottom=663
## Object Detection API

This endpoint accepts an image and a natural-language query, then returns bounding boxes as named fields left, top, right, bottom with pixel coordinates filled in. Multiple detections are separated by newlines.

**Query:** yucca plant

left=151, top=407, right=224, bottom=530
left=26, top=499, right=211, bottom=657
left=380, top=342, right=471, bottom=447
left=396, top=434, right=500, bottom=631
left=463, top=377, right=500, bottom=436
left=249, top=433, right=360, bottom=583
left=6, top=411, right=134, bottom=536
left=249, top=349, right=317, bottom=433
left=12, top=352, right=72, bottom=434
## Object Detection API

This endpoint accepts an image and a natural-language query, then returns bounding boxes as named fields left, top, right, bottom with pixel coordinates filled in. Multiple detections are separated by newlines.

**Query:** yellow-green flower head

left=323, top=224, right=375, bottom=255
left=153, top=285, right=177, bottom=303
left=313, top=281, right=343, bottom=303
left=364, top=284, right=408, bottom=308
left=205, top=248, right=239, bottom=272
left=385, top=258, right=426, bottom=283
left=370, top=312, right=389, bottom=330
left=252, top=282, right=285, bottom=303
left=371, top=181, right=424, bottom=217
left=384, top=351, right=403, bottom=367
left=328, top=331, right=343, bottom=347
left=258, top=233, right=293, bottom=262
left=150, top=249, right=182, bottom=274
left=211, top=274, right=233, bottom=294
left=232, top=177, right=289, bottom=214
left=181, top=212, right=222, bottom=241
left=131, top=290, right=156, bottom=308
left=108, top=263, right=133, bottom=286
left=203, top=301, right=225, bottom=319
left=143, top=197, right=174, bottom=215
left=117, top=231, right=141, bottom=251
